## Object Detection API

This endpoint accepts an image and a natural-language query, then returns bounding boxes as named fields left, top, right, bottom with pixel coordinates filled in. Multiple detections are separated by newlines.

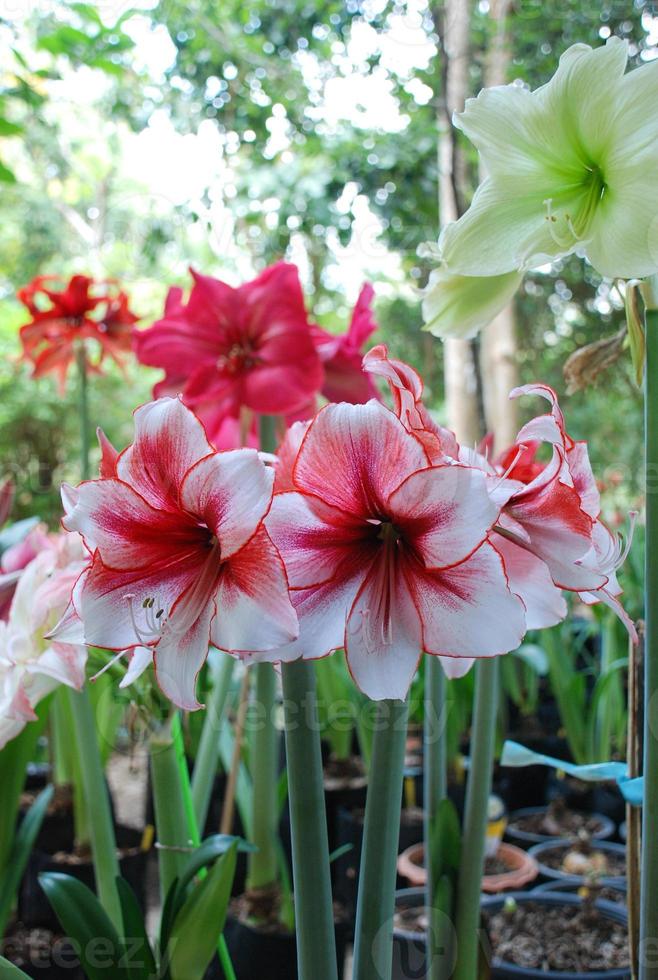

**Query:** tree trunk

left=435, top=0, right=482, bottom=446
left=479, top=0, right=519, bottom=450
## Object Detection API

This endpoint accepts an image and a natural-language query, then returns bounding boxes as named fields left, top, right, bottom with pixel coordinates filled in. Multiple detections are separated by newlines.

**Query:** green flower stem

left=452, top=658, right=499, bottom=980
left=353, top=698, right=409, bottom=980
left=170, top=713, right=237, bottom=980
left=76, top=344, right=90, bottom=482
left=246, top=662, right=279, bottom=890
left=149, top=716, right=193, bottom=900
left=65, top=687, right=121, bottom=930
left=424, top=656, right=448, bottom=980
left=641, top=307, right=658, bottom=979
left=281, top=659, right=338, bottom=980
left=191, top=652, right=235, bottom=832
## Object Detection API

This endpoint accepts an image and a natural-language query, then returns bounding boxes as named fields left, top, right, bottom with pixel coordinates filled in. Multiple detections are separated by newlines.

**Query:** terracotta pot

left=396, top=841, right=538, bottom=893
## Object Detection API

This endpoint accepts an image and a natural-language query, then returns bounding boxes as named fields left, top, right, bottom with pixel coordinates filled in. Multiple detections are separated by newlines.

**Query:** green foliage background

left=0, top=0, right=649, bottom=524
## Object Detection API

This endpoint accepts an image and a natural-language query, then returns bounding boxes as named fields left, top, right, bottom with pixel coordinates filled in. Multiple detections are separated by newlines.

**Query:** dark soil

left=484, top=854, right=512, bottom=876
left=230, top=886, right=289, bottom=934
left=2, top=924, right=80, bottom=973
left=49, top=840, right=142, bottom=865
left=510, top=801, right=605, bottom=839
left=484, top=900, right=629, bottom=972
left=20, top=783, right=73, bottom=817
left=323, top=755, right=367, bottom=791
left=540, top=844, right=626, bottom=879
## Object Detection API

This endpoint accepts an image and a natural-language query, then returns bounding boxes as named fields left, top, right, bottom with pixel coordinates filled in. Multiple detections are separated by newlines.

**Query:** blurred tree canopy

left=0, top=0, right=652, bottom=523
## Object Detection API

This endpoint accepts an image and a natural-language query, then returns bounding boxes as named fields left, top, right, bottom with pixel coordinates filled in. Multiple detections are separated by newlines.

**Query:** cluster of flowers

left=18, top=274, right=137, bottom=392
left=46, top=346, right=634, bottom=711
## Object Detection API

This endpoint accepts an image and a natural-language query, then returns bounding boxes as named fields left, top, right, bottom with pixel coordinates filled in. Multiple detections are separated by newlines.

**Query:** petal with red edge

left=493, top=534, right=567, bottom=629
left=440, top=656, right=474, bottom=679
left=345, top=554, right=422, bottom=701
left=154, top=598, right=214, bottom=710
left=406, top=542, right=526, bottom=658
left=389, top=465, right=498, bottom=569
left=294, top=401, right=429, bottom=517
left=212, top=528, right=298, bottom=652
left=77, top=554, right=199, bottom=651
left=180, top=449, right=273, bottom=559
left=117, top=398, right=212, bottom=511
left=63, top=479, right=205, bottom=570
left=267, top=492, right=371, bottom=589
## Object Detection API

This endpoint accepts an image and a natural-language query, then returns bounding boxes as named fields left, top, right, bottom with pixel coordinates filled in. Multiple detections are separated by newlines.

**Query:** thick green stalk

left=281, top=659, right=337, bottom=980
left=66, top=687, right=121, bottom=930
left=452, top=658, right=499, bottom=980
left=149, top=717, right=193, bottom=900
left=247, top=662, right=279, bottom=890
left=171, top=713, right=237, bottom=980
left=641, top=308, right=658, bottom=979
left=76, top=344, right=90, bottom=482
left=424, top=657, right=448, bottom=980
left=353, top=698, right=409, bottom=980
left=191, top=652, right=235, bottom=832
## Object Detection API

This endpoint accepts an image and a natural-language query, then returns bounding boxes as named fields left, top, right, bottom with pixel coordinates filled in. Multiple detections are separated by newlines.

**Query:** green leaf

left=0, top=956, right=32, bottom=977
left=158, top=874, right=181, bottom=957
left=0, top=118, right=23, bottom=136
left=116, top=877, right=156, bottom=980
left=512, top=643, right=548, bottom=676
left=38, top=873, right=125, bottom=980
left=177, top=834, right=254, bottom=895
left=37, top=25, right=91, bottom=55
left=0, top=785, right=53, bottom=935
left=0, top=160, right=16, bottom=183
left=168, top=842, right=238, bottom=980
left=70, top=2, right=103, bottom=24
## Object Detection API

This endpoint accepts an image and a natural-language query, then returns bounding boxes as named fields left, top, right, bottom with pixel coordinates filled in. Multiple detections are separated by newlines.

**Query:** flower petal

left=63, top=478, right=204, bottom=570
left=267, top=491, right=371, bottom=589
left=388, top=465, right=498, bottom=569
left=179, top=449, right=273, bottom=560
left=212, top=527, right=298, bottom=652
left=154, top=597, right=214, bottom=710
left=422, top=267, right=522, bottom=340
left=117, top=398, right=212, bottom=511
left=345, top=555, right=422, bottom=701
left=407, top=542, right=526, bottom=658
left=76, top=554, right=199, bottom=651
left=294, top=401, right=429, bottom=516
left=493, top=534, right=567, bottom=630
left=120, top=646, right=154, bottom=688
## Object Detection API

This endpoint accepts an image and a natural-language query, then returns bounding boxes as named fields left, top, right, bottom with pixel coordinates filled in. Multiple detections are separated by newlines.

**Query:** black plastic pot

left=528, top=839, right=626, bottom=889
left=481, top=891, right=630, bottom=979
left=207, top=911, right=348, bottom=980
left=533, top=879, right=626, bottom=904
left=1, top=925, right=84, bottom=979
left=392, top=887, right=439, bottom=980
left=19, top=825, right=148, bottom=929
left=505, top=806, right=616, bottom=849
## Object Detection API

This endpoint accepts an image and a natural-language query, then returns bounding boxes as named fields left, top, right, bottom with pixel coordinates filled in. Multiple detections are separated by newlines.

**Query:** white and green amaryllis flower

left=424, top=38, right=658, bottom=338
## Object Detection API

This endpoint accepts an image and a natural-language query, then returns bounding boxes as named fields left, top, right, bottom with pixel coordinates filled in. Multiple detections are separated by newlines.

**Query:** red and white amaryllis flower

left=362, top=347, right=635, bottom=645
left=265, top=398, right=527, bottom=700
left=17, top=274, right=138, bottom=392
left=133, top=263, right=323, bottom=444
left=311, top=284, right=380, bottom=405
left=56, top=397, right=298, bottom=709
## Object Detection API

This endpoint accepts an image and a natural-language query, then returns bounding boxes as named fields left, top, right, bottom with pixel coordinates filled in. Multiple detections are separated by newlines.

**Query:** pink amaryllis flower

left=0, top=532, right=87, bottom=749
left=57, top=397, right=298, bottom=709
left=133, top=263, right=324, bottom=444
left=17, top=274, right=138, bottom=392
left=265, top=397, right=527, bottom=700
left=0, top=524, right=54, bottom=622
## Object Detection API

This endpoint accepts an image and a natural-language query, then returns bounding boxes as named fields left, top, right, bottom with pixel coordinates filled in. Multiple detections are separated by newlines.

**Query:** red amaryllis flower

left=17, top=275, right=138, bottom=392
left=264, top=398, right=527, bottom=700
left=133, top=263, right=324, bottom=443
left=312, top=284, right=380, bottom=404
left=56, top=397, right=298, bottom=709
